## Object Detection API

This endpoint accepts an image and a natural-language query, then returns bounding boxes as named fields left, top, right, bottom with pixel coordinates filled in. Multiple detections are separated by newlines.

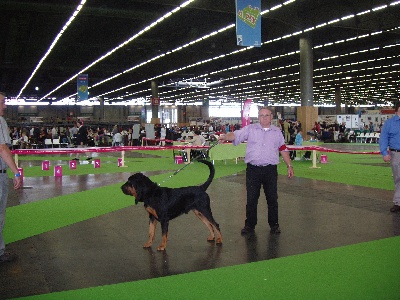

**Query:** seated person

left=191, top=130, right=206, bottom=146
left=190, top=130, right=207, bottom=159
left=19, top=132, right=30, bottom=149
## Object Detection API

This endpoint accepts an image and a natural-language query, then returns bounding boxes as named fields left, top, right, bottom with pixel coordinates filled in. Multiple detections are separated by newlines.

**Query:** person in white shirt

left=190, top=130, right=207, bottom=160
left=51, top=127, right=58, bottom=139
left=19, top=132, right=29, bottom=149
left=191, top=130, right=206, bottom=146
left=160, top=126, right=166, bottom=146
left=113, top=131, right=123, bottom=146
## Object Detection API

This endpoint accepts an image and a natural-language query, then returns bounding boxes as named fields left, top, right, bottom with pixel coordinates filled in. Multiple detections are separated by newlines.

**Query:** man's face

left=258, top=109, right=272, bottom=127
left=0, top=95, right=6, bottom=116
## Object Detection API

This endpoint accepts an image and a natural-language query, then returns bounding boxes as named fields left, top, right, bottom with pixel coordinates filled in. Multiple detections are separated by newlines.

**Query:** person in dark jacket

left=73, top=121, right=92, bottom=161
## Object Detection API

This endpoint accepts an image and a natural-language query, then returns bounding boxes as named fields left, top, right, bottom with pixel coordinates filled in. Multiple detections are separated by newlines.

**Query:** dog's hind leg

left=144, top=217, right=157, bottom=248
left=194, top=209, right=223, bottom=244
left=193, top=209, right=222, bottom=244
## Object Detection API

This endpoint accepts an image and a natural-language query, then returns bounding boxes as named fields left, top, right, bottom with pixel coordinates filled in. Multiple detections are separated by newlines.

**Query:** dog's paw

left=157, top=245, right=166, bottom=251
left=143, top=242, right=153, bottom=248
left=207, top=236, right=215, bottom=242
left=216, top=238, right=222, bottom=244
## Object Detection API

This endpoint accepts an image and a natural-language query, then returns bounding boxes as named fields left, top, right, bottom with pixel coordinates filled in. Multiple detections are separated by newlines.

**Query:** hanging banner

left=236, top=0, right=261, bottom=47
left=77, top=74, right=88, bottom=100
left=242, top=99, right=252, bottom=127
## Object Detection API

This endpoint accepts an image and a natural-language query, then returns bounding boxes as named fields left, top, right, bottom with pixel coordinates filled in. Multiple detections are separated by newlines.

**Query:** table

left=172, top=142, right=208, bottom=163
left=208, top=143, right=247, bottom=162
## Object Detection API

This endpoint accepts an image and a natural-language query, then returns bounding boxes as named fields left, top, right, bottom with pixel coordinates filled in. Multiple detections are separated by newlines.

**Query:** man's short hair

left=395, top=102, right=400, bottom=112
left=258, top=106, right=273, bottom=115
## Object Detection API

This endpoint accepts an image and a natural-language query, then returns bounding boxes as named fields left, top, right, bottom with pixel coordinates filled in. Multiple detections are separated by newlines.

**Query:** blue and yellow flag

left=77, top=74, right=88, bottom=100
left=236, top=0, right=261, bottom=47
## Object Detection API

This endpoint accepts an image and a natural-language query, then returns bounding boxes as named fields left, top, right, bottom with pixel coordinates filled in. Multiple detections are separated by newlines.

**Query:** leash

left=157, top=142, right=220, bottom=186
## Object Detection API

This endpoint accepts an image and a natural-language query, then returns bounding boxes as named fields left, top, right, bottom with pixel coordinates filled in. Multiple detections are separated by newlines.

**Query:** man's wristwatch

left=14, top=173, right=21, bottom=177
left=287, top=165, right=293, bottom=168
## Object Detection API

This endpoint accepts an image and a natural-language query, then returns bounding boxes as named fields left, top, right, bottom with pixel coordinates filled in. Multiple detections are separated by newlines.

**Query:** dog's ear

left=129, top=173, right=157, bottom=201
left=125, top=173, right=146, bottom=201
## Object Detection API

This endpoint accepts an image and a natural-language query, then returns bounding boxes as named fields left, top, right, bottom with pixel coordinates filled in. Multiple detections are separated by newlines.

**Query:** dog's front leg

left=144, top=216, right=157, bottom=248
left=157, top=221, right=169, bottom=251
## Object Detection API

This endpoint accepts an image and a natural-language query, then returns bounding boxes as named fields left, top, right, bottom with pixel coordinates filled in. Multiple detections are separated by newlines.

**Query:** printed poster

left=77, top=74, right=88, bottom=100
left=236, top=0, right=261, bottom=47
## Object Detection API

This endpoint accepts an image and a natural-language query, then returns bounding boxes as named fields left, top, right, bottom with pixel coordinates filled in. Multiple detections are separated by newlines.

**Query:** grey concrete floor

left=1, top=144, right=399, bottom=299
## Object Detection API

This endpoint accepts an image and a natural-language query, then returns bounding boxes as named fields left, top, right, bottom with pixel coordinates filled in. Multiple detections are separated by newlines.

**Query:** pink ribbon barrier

left=11, top=145, right=209, bottom=156
left=11, top=144, right=379, bottom=156
left=285, top=145, right=380, bottom=155
left=11, top=144, right=379, bottom=172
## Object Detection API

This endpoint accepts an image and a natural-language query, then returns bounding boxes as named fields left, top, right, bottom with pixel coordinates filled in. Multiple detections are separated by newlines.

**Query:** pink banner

left=241, top=99, right=252, bottom=127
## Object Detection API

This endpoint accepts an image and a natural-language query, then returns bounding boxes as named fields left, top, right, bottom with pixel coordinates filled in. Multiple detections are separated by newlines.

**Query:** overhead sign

left=236, top=0, right=261, bottom=47
left=151, top=97, right=160, bottom=106
left=77, top=74, right=88, bottom=100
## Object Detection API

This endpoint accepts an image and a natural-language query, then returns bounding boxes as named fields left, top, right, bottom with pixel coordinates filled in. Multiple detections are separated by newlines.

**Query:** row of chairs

left=12, top=138, right=70, bottom=149
left=355, top=132, right=380, bottom=143
left=44, top=138, right=69, bottom=148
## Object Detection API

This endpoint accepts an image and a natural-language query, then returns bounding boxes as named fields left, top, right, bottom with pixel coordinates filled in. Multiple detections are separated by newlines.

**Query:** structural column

left=300, top=36, right=313, bottom=107
left=99, top=96, right=105, bottom=121
left=335, top=86, right=341, bottom=115
left=177, top=106, right=186, bottom=125
left=297, top=35, right=318, bottom=138
left=151, top=80, right=160, bottom=124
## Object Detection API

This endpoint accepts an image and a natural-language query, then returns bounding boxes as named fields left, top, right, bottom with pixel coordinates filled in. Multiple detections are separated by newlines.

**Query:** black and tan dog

left=121, top=160, right=222, bottom=251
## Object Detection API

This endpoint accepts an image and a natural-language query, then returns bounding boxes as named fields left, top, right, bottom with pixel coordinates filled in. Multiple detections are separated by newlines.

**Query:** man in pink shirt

left=219, top=107, right=294, bottom=234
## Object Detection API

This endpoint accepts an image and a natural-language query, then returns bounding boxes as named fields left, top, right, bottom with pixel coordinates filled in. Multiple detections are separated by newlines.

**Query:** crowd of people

left=7, top=120, right=245, bottom=150
left=6, top=115, right=381, bottom=163
left=9, top=123, right=131, bottom=149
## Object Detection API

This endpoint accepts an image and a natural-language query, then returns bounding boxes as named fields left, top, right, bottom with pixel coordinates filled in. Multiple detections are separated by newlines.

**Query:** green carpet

left=8, top=148, right=390, bottom=244
left=280, top=151, right=393, bottom=190
left=5, top=159, right=246, bottom=243
left=7, top=146, right=398, bottom=299
left=13, top=145, right=391, bottom=190
left=20, top=236, right=400, bottom=299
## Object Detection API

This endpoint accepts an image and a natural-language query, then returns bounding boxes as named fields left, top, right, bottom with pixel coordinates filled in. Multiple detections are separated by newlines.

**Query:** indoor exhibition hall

left=0, top=0, right=399, bottom=299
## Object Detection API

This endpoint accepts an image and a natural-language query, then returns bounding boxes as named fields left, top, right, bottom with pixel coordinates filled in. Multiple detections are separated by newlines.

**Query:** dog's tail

left=198, top=160, right=215, bottom=191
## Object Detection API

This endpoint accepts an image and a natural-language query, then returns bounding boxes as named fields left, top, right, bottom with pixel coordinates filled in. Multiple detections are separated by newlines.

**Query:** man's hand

left=287, top=166, right=294, bottom=178
left=218, top=134, right=227, bottom=143
left=13, top=176, right=22, bottom=190
left=218, top=132, right=235, bottom=143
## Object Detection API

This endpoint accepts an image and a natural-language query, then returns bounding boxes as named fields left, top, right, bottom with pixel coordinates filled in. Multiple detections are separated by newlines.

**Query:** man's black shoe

left=86, top=157, right=92, bottom=160
left=0, top=252, right=17, bottom=263
left=390, top=204, right=400, bottom=212
left=73, top=158, right=79, bottom=161
left=241, top=226, right=255, bottom=235
left=270, top=225, right=281, bottom=234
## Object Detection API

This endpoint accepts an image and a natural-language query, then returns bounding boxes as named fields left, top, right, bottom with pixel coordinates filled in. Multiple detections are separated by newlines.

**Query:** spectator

left=379, top=102, right=400, bottom=213
left=0, top=92, right=22, bottom=263
left=73, top=121, right=92, bottom=161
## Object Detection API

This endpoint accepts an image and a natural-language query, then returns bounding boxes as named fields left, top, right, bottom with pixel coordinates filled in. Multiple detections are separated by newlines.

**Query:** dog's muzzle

left=121, top=182, right=132, bottom=195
